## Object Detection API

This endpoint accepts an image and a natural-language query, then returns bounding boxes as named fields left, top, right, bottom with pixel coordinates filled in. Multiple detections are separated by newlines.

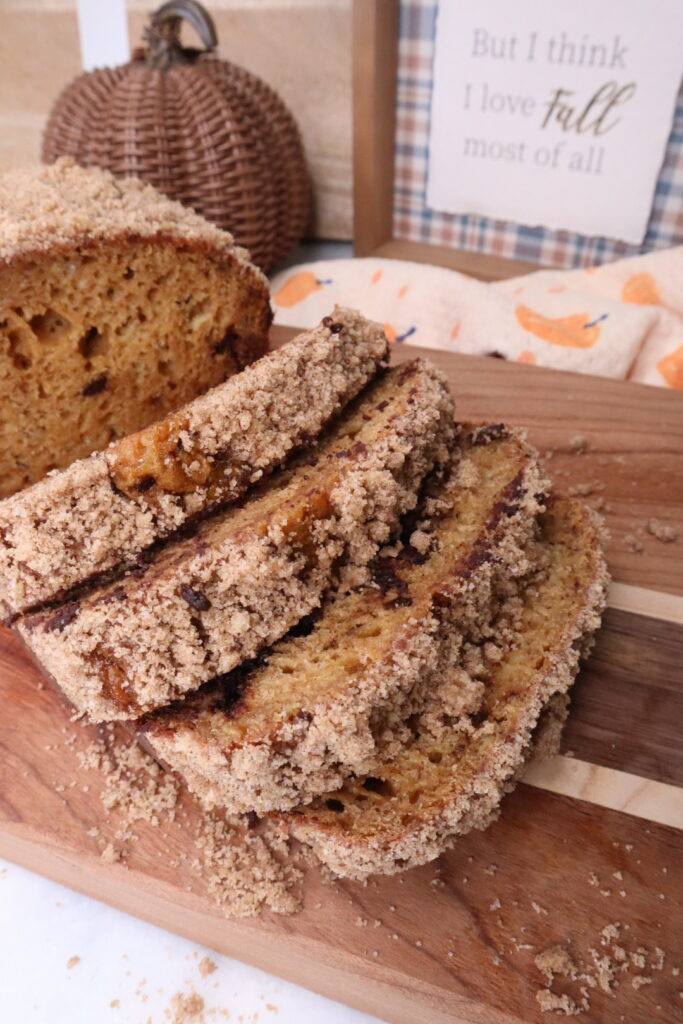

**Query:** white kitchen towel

left=270, top=248, right=683, bottom=388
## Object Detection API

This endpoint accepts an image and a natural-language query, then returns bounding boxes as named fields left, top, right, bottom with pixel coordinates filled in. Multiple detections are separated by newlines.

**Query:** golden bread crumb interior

left=179, top=430, right=536, bottom=747
left=292, top=497, right=601, bottom=840
left=0, top=239, right=265, bottom=496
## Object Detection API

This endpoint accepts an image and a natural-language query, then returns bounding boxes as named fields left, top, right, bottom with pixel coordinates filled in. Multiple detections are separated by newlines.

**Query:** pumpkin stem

left=143, top=0, right=218, bottom=70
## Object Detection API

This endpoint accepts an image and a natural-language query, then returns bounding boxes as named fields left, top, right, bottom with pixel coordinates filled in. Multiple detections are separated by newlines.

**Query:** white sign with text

left=426, top=0, right=683, bottom=243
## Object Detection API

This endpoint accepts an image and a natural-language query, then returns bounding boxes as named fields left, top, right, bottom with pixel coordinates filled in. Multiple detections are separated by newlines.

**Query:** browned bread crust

left=17, top=360, right=455, bottom=721
left=141, top=426, right=547, bottom=815
left=0, top=308, right=388, bottom=616
left=283, top=497, right=608, bottom=879
left=0, top=158, right=271, bottom=497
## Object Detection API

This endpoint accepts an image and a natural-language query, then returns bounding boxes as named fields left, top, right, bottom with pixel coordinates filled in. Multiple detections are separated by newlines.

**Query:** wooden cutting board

left=1, top=329, right=682, bottom=1024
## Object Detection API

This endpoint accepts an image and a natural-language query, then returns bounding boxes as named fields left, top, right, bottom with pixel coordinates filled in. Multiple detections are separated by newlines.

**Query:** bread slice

left=282, top=497, right=608, bottom=879
left=18, top=360, right=454, bottom=721
left=0, top=158, right=271, bottom=498
left=141, top=426, right=547, bottom=815
left=0, top=307, right=388, bottom=616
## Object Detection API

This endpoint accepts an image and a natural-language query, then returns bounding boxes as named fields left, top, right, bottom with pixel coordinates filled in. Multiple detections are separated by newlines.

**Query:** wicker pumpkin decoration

left=42, top=0, right=310, bottom=272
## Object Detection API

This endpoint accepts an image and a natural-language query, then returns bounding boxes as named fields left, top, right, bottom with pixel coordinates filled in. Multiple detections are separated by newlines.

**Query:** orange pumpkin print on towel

left=515, top=305, right=606, bottom=348
left=273, top=271, right=333, bottom=308
left=621, top=272, right=661, bottom=306
left=383, top=323, right=417, bottom=344
left=657, top=346, right=683, bottom=389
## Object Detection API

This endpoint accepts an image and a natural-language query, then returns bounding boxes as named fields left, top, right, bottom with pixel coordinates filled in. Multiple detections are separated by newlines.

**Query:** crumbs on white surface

left=198, top=957, right=218, bottom=979
left=169, top=990, right=206, bottom=1022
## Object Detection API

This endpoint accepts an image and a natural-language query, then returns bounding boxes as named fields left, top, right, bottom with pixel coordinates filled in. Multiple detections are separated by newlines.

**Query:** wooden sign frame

left=352, top=0, right=683, bottom=282
left=352, top=0, right=540, bottom=281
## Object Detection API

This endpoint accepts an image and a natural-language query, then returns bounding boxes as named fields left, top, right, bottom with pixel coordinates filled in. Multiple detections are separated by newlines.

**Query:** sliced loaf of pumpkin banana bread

left=283, top=497, right=607, bottom=879
left=141, top=425, right=547, bottom=814
left=18, top=360, right=454, bottom=721
left=0, top=158, right=272, bottom=498
left=0, top=307, right=388, bottom=616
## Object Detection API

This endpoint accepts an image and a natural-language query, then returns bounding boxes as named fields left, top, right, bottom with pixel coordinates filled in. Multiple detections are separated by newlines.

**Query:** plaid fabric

left=394, top=1, right=683, bottom=269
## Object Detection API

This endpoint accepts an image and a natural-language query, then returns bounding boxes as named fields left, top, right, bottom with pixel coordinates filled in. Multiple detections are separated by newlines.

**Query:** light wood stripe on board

left=523, top=754, right=683, bottom=830
left=607, top=581, right=683, bottom=625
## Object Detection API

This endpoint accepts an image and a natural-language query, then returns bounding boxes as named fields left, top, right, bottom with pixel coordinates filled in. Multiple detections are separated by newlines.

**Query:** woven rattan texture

left=42, top=56, right=310, bottom=272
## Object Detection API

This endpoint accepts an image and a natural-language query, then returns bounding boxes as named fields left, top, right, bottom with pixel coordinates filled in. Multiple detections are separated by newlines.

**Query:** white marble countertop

left=1, top=856, right=382, bottom=1024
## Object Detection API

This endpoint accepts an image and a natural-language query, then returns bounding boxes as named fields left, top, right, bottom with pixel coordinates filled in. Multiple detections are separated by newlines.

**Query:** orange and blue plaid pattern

left=394, top=1, right=683, bottom=269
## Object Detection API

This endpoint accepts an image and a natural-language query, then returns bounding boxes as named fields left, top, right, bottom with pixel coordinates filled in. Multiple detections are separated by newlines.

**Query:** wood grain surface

left=563, top=609, right=683, bottom=785
left=2, top=333, right=682, bottom=1024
